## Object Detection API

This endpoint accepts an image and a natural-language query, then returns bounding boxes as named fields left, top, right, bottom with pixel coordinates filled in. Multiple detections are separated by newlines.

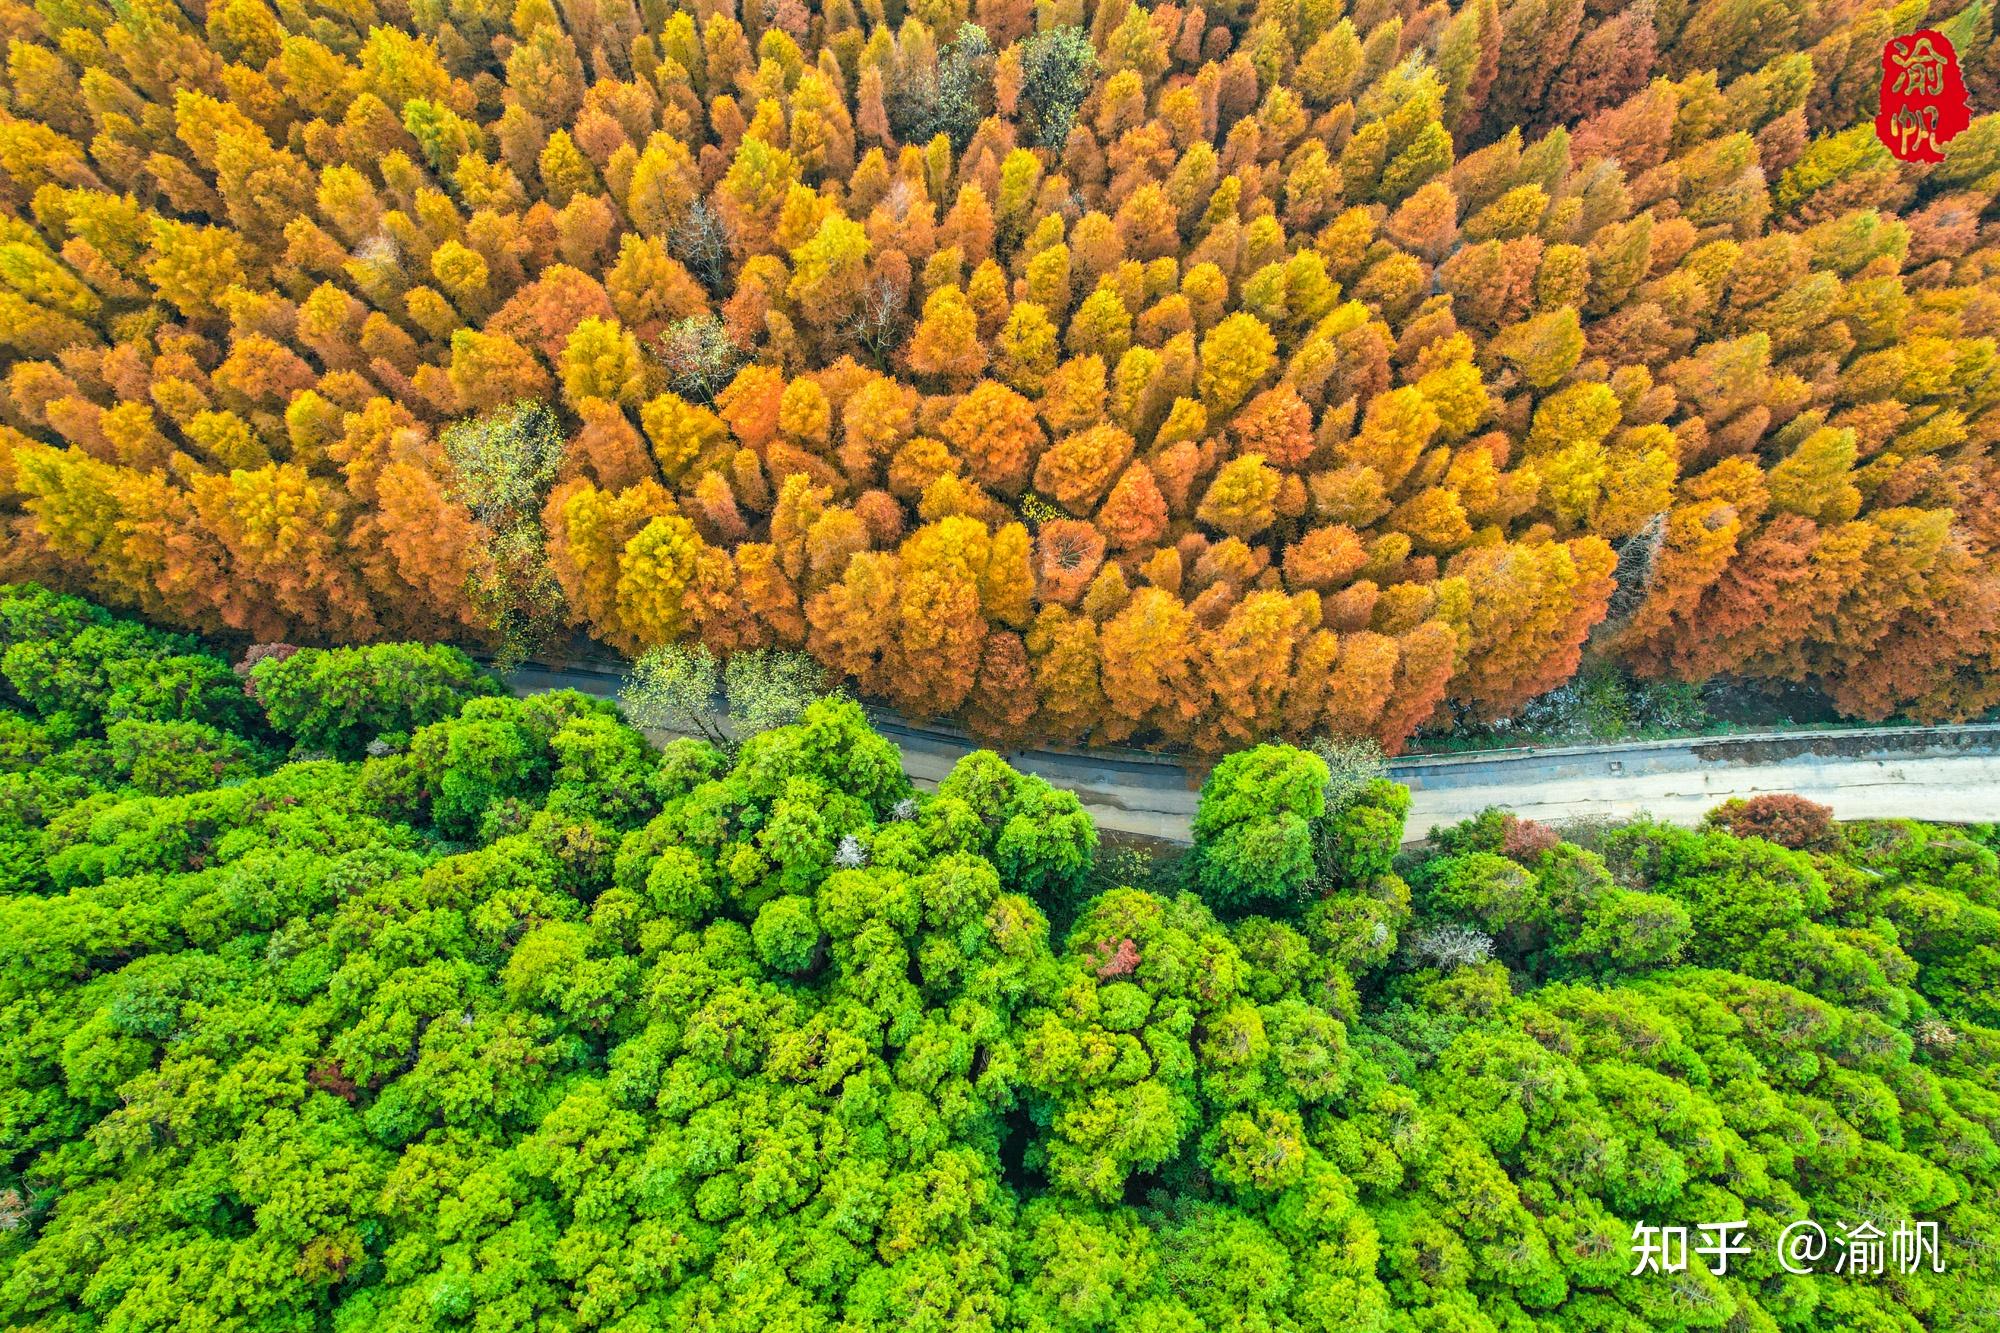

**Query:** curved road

left=506, top=662, right=2000, bottom=843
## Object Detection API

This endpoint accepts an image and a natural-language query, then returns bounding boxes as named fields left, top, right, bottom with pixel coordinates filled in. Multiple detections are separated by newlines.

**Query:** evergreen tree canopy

left=0, top=587, right=1995, bottom=1331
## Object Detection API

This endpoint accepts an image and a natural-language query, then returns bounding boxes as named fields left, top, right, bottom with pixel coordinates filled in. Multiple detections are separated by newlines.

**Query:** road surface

left=506, top=663, right=2000, bottom=843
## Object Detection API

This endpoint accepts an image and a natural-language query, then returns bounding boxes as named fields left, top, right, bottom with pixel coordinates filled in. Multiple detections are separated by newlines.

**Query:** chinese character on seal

left=1875, top=29, right=1972, bottom=163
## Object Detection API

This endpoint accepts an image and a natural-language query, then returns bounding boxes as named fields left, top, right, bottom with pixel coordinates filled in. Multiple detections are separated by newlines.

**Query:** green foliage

left=890, top=23, right=995, bottom=149
left=620, top=640, right=724, bottom=741
left=934, top=748, right=1097, bottom=923
left=624, top=645, right=833, bottom=747
left=104, top=717, right=265, bottom=795
left=0, top=584, right=253, bottom=740
left=752, top=893, right=822, bottom=973
left=1018, top=27, right=1097, bottom=148
left=2, top=594, right=1997, bottom=1333
left=722, top=648, right=831, bottom=736
left=405, top=688, right=615, bottom=837
left=1189, top=744, right=1328, bottom=912
left=248, top=641, right=499, bottom=758
left=439, top=399, right=565, bottom=524
left=1313, top=777, right=1411, bottom=890
left=1188, top=744, right=1415, bottom=928
left=442, top=401, right=568, bottom=667
left=1311, top=733, right=1388, bottom=814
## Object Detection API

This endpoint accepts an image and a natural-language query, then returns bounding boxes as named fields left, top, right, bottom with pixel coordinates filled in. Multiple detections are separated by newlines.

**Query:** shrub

left=1499, top=814, right=1560, bottom=863
left=1707, top=793, right=1836, bottom=849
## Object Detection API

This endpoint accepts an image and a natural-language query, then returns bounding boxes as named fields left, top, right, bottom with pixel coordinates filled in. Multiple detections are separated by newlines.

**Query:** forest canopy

left=0, top=0, right=1998, bottom=751
left=1, top=585, right=1997, bottom=1331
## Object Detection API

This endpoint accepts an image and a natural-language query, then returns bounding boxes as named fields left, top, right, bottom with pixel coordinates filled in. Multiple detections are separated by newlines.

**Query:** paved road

left=507, top=663, right=2000, bottom=842
left=1391, top=725, right=2000, bottom=837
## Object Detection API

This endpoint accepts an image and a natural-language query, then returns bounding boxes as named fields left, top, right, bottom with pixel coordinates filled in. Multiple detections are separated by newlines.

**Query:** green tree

left=249, top=642, right=498, bottom=758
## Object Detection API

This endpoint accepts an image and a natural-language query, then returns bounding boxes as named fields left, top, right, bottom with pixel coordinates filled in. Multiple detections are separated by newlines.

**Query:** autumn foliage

left=1707, top=792, right=1838, bottom=849
left=3, top=0, right=2000, bottom=752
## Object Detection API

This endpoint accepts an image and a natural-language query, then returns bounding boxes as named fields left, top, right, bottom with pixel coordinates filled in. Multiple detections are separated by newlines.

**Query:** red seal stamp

left=1875, top=30, right=1972, bottom=163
